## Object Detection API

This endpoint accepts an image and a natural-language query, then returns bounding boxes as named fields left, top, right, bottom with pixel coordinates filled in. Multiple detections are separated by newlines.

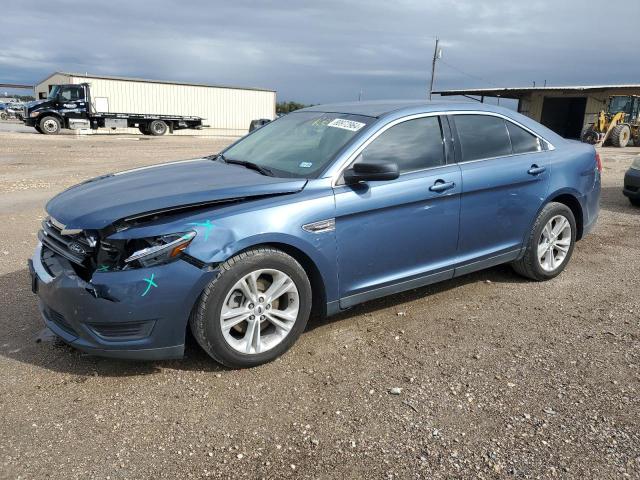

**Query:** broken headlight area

left=95, top=231, right=197, bottom=271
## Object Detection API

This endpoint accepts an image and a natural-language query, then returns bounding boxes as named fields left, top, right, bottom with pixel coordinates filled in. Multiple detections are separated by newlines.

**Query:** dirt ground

left=0, top=121, right=639, bottom=479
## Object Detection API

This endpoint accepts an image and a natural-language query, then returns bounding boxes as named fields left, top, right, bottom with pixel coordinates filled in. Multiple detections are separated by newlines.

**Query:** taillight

left=595, top=152, right=602, bottom=172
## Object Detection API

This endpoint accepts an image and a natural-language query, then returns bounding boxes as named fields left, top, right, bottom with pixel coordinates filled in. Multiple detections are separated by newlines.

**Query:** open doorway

left=540, top=97, right=587, bottom=139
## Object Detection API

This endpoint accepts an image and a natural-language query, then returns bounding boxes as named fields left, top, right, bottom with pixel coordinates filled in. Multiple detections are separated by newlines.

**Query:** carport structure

left=435, top=84, right=640, bottom=139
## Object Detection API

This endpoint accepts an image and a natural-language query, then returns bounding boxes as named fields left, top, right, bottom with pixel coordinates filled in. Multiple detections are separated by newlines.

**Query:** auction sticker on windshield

left=327, top=118, right=366, bottom=132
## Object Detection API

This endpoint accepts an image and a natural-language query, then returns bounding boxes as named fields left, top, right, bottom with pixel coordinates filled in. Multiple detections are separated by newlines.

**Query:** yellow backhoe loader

left=581, top=95, right=640, bottom=147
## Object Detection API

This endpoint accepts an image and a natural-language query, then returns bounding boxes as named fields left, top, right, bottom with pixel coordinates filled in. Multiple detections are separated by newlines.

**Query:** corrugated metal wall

left=35, top=73, right=276, bottom=137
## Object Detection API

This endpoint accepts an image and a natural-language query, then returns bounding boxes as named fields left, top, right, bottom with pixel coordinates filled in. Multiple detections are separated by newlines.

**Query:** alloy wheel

left=220, top=269, right=299, bottom=355
left=537, top=215, right=572, bottom=272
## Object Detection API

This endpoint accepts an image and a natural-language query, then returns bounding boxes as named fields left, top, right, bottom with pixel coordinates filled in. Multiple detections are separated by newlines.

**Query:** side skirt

left=338, top=269, right=454, bottom=310
left=453, top=249, right=522, bottom=277
left=330, top=248, right=523, bottom=315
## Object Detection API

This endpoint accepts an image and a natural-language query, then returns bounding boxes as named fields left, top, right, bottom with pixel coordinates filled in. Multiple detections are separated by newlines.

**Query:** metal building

left=34, top=72, right=276, bottom=136
left=435, top=84, right=640, bottom=140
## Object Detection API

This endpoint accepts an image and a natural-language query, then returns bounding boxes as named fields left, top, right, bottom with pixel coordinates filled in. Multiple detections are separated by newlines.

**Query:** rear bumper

left=29, top=243, right=215, bottom=360
left=623, top=168, right=640, bottom=199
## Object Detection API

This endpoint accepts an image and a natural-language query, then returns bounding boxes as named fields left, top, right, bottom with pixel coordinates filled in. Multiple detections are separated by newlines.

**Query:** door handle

left=527, top=165, right=546, bottom=176
left=429, top=180, right=455, bottom=193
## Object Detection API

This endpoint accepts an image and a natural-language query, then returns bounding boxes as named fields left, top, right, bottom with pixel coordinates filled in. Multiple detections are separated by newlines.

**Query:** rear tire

left=149, top=120, right=168, bottom=136
left=512, top=202, right=576, bottom=281
left=39, top=116, right=61, bottom=135
left=189, top=248, right=312, bottom=368
left=610, top=124, right=631, bottom=147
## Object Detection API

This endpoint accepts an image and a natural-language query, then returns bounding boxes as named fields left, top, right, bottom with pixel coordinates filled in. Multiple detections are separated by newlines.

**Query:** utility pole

left=358, top=88, right=363, bottom=101
left=428, top=37, right=440, bottom=100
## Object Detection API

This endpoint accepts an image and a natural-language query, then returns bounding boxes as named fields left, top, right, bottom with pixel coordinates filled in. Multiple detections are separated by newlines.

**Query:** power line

left=437, top=59, right=500, bottom=88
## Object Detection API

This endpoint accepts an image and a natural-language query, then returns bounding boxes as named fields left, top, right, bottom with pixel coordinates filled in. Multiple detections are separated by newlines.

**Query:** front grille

left=88, top=321, right=155, bottom=340
left=46, top=308, right=78, bottom=336
left=39, top=217, right=95, bottom=267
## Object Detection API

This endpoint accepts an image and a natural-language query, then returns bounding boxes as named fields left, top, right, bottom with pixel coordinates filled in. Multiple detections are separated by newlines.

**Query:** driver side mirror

left=343, top=161, right=400, bottom=184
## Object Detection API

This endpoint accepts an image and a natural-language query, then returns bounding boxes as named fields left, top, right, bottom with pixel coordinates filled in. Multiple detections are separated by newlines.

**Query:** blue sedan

left=30, top=100, right=601, bottom=367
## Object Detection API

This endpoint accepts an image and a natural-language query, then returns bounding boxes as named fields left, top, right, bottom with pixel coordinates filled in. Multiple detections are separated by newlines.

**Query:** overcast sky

left=2, top=0, right=639, bottom=103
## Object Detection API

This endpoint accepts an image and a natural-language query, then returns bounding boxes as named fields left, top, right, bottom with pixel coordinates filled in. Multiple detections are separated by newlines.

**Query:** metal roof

left=36, top=72, right=275, bottom=93
left=0, top=83, right=33, bottom=89
left=435, top=84, right=640, bottom=99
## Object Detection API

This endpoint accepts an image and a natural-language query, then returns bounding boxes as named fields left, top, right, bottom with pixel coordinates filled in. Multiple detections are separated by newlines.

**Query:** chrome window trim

left=451, top=112, right=554, bottom=164
left=330, top=110, right=555, bottom=186
left=331, top=112, right=444, bottom=187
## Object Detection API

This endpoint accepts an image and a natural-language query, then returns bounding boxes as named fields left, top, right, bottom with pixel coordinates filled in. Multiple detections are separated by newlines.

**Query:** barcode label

left=327, top=118, right=366, bottom=132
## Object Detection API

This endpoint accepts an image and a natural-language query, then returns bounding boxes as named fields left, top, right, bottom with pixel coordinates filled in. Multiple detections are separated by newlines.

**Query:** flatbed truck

left=23, top=83, right=203, bottom=135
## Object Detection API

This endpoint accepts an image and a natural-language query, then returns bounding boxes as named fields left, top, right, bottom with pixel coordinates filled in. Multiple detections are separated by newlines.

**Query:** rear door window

left=454, top=115, right=512, bottom=162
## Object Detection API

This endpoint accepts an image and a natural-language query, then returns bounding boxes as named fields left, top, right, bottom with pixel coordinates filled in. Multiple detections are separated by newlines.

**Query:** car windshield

left=47, top=85, right=60, bottom=100
left=222, top=111, right=373, bottom=178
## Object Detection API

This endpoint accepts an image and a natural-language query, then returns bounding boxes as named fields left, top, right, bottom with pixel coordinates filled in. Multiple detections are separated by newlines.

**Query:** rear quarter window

left=506, top=121, right=542, bottom=154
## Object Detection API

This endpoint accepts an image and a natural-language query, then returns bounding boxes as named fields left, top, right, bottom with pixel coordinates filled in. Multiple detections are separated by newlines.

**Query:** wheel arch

left=547, top=190, right=585, bottom=240
left=38, top=111, right=65, bottom=125
left=38, top=110, right=64, bottom=125
left=232, top=241, right=328, bottom=319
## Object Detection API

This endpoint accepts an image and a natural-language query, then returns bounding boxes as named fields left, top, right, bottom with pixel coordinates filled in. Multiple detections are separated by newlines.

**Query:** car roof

left=300, top=99, right=567, bottom=146
left=301, top=99, right=505, bottom=118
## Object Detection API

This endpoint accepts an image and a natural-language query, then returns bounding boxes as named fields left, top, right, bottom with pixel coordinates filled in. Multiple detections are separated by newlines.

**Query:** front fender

left=107, top=181, right=340, bottom=303
left=189, top=229, right=339, bottom=304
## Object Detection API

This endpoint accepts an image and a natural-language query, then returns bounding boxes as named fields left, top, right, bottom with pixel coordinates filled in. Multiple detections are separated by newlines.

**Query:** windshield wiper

left=222, top=157, right=275, bottom=177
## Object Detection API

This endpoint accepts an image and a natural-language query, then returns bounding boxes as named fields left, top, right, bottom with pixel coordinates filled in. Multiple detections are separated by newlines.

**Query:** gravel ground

left=0, top=123, right=639, bottom=479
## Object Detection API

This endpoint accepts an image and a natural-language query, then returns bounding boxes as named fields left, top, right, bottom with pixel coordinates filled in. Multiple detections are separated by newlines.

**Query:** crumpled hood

left=46, top=159, right=307, bottom=229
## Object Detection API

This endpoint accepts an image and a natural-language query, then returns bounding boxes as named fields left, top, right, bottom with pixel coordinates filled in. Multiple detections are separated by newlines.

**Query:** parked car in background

left=0, top=103, right=6, bottom=120
left=248, top=118, right=271, bottom=132
left=3, top=102, right=24, bottom=120
left=623, top=156, right=640, bottom=206
left=30, top=100, right=600, bottom=368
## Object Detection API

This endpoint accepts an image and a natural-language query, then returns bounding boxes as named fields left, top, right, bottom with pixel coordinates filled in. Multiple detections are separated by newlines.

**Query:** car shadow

left=0, top=268, right=225, bottom=377
left=307, top=263, right=527, bottom=331
left=1, top=262, right=526, bottom=377
left=600, top=185, right=638, bottom=215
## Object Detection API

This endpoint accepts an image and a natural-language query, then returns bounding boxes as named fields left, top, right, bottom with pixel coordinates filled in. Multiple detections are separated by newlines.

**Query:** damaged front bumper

left=29, top=242, right=215, bottom=360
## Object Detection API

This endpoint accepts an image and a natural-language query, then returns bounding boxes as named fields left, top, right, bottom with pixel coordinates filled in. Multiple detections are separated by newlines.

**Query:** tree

left=276, top=101, right=310, bottom=115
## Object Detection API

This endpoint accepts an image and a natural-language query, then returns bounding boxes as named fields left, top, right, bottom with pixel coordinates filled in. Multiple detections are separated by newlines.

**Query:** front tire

left=512, top=202, right=576, bottom=281
left=190, top=248, right=312, bottom=368
left=610, top=124, right=631, bottom=147
left=39, top=116, right=61, bottom=135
